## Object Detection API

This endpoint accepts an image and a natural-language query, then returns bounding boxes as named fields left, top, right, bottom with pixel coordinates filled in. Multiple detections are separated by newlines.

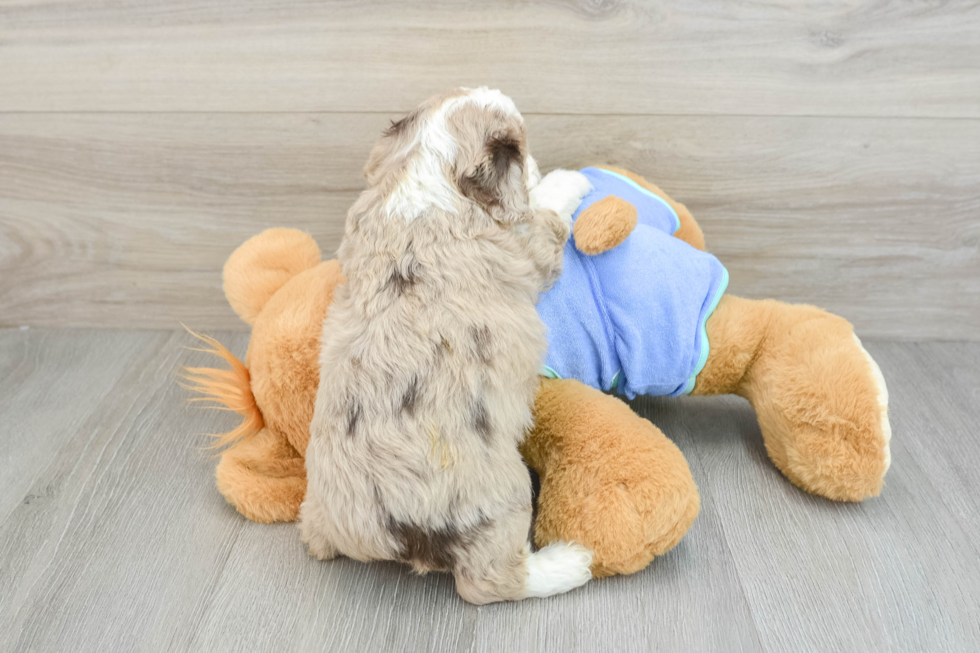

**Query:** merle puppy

left=298, top=87, right=593, bottom=604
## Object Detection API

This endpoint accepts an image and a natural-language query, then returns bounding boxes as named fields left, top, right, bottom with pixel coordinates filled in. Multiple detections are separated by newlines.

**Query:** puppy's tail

left=180, top=328, right=264, bottom=449
left=223, top=228, right=322, bottom=326
left=524, top=541, right=594, bottom=599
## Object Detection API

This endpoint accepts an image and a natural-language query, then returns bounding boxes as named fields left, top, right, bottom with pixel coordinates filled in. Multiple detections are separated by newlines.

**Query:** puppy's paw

left=536, top=207, right=570, bottom=244
left=530, top=169, right=592, bottom=228
left=304, top=538, right=338, bottom=561
left=298, top=502, right=339, bottom=561
left=524, top=541, right=593, bottom=598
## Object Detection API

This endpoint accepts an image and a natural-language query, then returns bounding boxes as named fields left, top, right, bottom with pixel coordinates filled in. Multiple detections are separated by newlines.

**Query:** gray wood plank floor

left=1, top=329, right=978, bottom=652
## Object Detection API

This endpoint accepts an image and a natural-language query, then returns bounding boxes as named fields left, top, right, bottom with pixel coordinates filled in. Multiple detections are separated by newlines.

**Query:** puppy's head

left=364, top=87, right=534, bottom=224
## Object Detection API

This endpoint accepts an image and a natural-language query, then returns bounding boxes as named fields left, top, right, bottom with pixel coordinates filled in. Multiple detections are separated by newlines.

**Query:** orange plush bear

left=186, top=167, right=890, bottom=578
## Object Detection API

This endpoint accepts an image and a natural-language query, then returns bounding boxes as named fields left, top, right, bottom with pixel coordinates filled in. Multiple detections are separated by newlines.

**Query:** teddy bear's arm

left=596, top=166, right=705, bottom=251
left=529, top=168, right=638, bottom=255
left=572, top=195, right=638, bottom=255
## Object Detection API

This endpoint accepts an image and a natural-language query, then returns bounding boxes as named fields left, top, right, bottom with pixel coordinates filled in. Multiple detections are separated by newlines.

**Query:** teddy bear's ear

left=573, top=196, right=637, bottom=255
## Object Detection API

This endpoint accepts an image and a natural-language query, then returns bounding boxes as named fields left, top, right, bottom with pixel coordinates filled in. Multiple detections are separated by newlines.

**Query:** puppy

left=298, top=87, right=593, bottom=604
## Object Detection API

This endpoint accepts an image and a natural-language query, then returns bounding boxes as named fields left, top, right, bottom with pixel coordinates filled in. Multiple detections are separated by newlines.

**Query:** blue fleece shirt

left=537, top=167, right=729, bottom=398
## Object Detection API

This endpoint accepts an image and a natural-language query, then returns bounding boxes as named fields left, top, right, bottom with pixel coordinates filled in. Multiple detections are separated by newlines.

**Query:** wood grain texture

left=0, top=330, right=244, bottom=651
left=867, top=343, right=980, bottom=552
left=2, top=330, right=979, bottom=652
left=2, top=113, right=977, bottom=337
left=2, top=1, right=979, bottom=117
left=632, top=339, right=980, bottom=652
left=0, top=329, right=153, bottom=524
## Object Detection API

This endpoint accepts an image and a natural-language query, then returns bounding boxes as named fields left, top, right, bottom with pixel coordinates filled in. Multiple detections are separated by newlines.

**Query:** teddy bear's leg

left=691, top=295, right=891, bottom=501
left=215, top=427, right=307, bottom=523
left=247, top=259, right=344, bottom=458
left=521, top=378, right=700, bottom=578
left=596, top=166, right=705, bottom=251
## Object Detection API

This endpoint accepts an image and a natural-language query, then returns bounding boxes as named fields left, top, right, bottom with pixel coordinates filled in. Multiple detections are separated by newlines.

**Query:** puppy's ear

left=364, top=109, right=420, bottom=186
left=457, top=132, right=530, bottom=223
left=363, top=140, right=390, bottom=187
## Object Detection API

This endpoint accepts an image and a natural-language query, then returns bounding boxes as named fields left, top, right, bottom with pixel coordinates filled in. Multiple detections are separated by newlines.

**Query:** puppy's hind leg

left=298, top=496, right=339, bottom=561
left=452, top=511, right=592, bottom=604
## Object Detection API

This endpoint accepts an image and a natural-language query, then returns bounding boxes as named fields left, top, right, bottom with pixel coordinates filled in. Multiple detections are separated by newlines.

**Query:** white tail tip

left=525, top=541, right=593, bottom=599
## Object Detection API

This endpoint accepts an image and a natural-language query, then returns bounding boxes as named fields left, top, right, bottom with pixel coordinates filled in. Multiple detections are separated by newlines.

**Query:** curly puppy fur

left=299, top=88, right=593, bottom=604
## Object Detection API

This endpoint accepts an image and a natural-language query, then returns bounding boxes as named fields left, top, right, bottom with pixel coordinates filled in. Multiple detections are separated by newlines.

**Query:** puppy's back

left=309, top=202, right=546, bottom=553
left=301, top=87, right=591, bottom=603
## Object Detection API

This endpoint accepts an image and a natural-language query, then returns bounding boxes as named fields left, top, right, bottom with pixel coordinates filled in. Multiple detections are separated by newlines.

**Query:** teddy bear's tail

left=181, top=229, right=322, bottom=448
left=181, top=329, right=265, bottom=449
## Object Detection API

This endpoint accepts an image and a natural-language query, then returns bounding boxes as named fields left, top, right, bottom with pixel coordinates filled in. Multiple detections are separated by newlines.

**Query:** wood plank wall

left=1, top=1, right=978, bottom=338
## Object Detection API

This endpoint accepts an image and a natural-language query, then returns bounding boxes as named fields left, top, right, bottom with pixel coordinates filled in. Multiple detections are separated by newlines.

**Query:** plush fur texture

left=246, top=258, right=343, bottom=458
left=223, top=228, right=323, bottom=326
left=186, top=229, right=345, bottom=523
left=598, top=166, right=705, bottom=251
left=181, top=331, right=263, bottom=449
left=521, top=378, right=699, bottom=577
left=573, top=195, right=638, bottom=255
left=692, top=296, right=890, bottom=500
left=299, top=88, right=591, bottom=604
left=853, top=334, right=892, bottom=472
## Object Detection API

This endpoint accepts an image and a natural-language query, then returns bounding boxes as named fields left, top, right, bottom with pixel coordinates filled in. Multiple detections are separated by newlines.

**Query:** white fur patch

left=524, top=541, right=593, bottom=599
left=463, top=86, right=520, bottom=116
left=385, top=157, right=460, bottom=222
left=530, top=169, right=593, bottom=229
left=385, top=87, right=521, bottom=221
left=853, top=333, right=892, bottom=473
left=525, top=154, right=542, bottom=190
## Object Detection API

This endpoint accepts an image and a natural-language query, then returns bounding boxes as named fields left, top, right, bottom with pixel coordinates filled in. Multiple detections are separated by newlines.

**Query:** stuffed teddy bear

left=524, top=165, right=890, bottom=499
left=185, top=165, right=891, bottom=579
left=185, top=231, right=700, bottom=579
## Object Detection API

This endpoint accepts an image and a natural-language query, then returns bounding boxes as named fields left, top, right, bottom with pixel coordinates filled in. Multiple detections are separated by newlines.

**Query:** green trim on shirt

left=539, top=364, right=562, bottom=379
left=540, top=364, right=622, bottom=394
left=682, top=266, right=730, bottom=395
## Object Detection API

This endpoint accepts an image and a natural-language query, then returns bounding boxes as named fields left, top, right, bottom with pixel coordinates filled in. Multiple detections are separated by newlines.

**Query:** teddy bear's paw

left=214, top=429, right=308, bottom=523
left=753, top=320, right=892, bottom=502
left=530, top=169, right=593, bottom=227
left=853, top=333, right=892, bottom=474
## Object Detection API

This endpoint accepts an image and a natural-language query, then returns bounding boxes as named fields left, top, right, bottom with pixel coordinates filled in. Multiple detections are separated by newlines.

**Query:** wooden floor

left=1, top=328, right=977, bottom=652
